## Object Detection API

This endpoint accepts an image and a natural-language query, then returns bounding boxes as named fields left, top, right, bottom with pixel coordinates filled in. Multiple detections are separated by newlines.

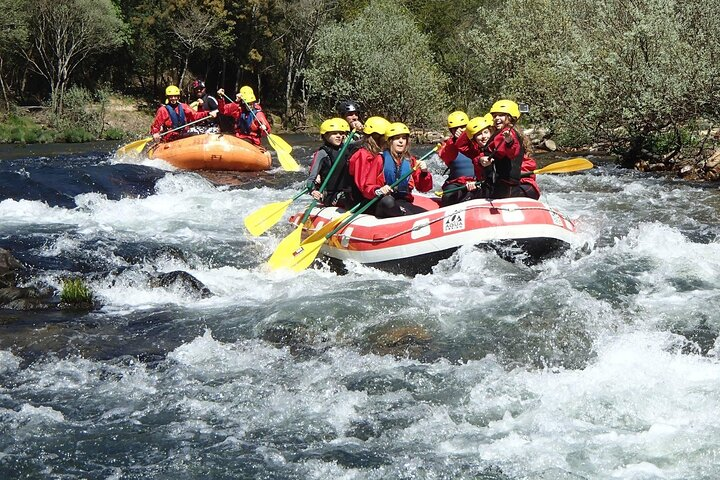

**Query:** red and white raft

left=289, top=196, right=577, bottom=275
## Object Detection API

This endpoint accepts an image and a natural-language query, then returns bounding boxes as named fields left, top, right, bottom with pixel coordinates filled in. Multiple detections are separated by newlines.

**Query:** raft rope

left=311, top=203, right=573, bottom=245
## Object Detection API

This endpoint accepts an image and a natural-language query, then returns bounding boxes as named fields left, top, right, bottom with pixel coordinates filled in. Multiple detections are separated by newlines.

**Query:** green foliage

left=0, top=114, right=51, bottom=143
left=464, top=0, right=720, bottom=158
left=60, top=278, right=93, bottom=305
left=103, top=127, right=126, bottom=141
left=304, top=0, right=449, bottom=127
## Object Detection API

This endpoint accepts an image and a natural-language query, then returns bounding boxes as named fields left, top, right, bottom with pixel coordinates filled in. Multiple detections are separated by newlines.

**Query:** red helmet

left=191, top=80, right=205, bottom=90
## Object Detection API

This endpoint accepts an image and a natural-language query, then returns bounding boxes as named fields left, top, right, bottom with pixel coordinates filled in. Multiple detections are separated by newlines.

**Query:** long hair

left=362, top=132, right=385, bottom=155
left=512, top=122, right=533, bottom=153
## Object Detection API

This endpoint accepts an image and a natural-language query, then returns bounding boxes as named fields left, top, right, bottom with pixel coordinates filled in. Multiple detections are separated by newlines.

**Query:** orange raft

left=147, top=133, right=271, bottom=171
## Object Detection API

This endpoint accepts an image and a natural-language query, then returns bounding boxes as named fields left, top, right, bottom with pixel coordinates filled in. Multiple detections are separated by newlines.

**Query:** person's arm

left=492, top=127, right=522, bottom=160
left=411, top=157, right=433, bottom=192
left=307, top=149, right=329, bottom=197
left=438, top=138, right=458, bottom=166
left=253, top=107, right=272, bottom=134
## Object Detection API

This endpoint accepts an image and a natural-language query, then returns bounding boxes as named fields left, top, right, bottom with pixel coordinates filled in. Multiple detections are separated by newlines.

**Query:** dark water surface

left=2, top=139, right=720, bottom=479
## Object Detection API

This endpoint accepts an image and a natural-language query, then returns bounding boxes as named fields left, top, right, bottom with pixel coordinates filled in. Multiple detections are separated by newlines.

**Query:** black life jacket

left=318, top=144, right=353, bottom=206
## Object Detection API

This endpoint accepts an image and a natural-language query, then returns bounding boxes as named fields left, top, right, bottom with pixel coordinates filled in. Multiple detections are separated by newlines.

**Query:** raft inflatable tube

left=148, top=133, right=271, bottom=171
left=289, top=196, right=577, bottom=275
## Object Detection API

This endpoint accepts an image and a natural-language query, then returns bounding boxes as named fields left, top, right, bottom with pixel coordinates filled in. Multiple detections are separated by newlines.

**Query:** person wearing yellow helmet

left=437, top=111, right=486, bottom=206
left=216, top=85, right=271, bottom=147
left=369, top=122, right=433, bottom=218
left=347, top=116, right=391, bottom=209
left=150, top=84, right=217, bottom=143
left=306, top=118, right=352, bottom=207
left=475, top=99, right=538, bottom=199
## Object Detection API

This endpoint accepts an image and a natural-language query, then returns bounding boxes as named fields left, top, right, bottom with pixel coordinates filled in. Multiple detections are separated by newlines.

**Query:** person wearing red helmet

left=216, top=86, right=271, bottom=147
left=150, top=85, right=217, bottom=143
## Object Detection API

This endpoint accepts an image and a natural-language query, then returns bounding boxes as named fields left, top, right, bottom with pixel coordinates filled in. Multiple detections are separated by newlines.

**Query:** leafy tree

left=304, top=0, right=449, bottom=127
left=21, top=0, right=128, bottom=116
left=465, top=0, right=720, bottom=161
left=0, top=0, right=29, bottom=110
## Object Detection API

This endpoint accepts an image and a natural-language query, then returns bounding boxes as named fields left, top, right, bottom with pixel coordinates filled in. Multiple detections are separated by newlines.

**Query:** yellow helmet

left=484, top=113, right=493, bottom=124
left=465, top=115, right=494, bottom=139
left=239, top=86, right=257, bottom=103
left=447, top=111, right=469, bottom=129
left=165, top=85, right=181, bottom=96
left=384, top=122, right=411, bottom=140
left=320, top=117, right=350, bottom=135
left=490, top=99, right=521, bottom=119
left=364, top=116, right=390, bottom=135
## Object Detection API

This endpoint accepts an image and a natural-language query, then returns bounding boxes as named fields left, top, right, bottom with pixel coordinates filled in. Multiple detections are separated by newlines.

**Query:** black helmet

left=191, top=80, right=205, bottom=90
left=337, top=100, right=361, bottom=115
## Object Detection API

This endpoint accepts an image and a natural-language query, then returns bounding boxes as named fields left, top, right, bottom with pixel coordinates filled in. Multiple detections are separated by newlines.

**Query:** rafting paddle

left=244, top=131, right=357, bottom=237
left=267, top=144, right=440, bottom=272
left=264, top=131, right=357, bottom=252
left=115, top=114, right=219, bottom=156
left=434, top=157, right=594, bottom=197
left=219, top=91, right=300, bottom=172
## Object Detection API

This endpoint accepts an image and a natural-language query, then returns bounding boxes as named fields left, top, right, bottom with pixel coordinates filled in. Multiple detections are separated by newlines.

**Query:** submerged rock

left=149, top=270, right=213, bottom=298
left=0, top=248, right=55, bottom=310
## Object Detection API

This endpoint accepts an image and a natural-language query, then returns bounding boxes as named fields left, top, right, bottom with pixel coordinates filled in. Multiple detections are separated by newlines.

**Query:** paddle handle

left=159, top=114, right=216, bottom=137
left=325, top=144, right=440, bottom=239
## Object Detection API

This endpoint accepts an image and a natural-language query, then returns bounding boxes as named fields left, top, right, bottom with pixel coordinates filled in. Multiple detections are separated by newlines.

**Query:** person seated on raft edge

left=348, top=120, right=433, bottom=218
left=306, top=117, right=352, bottom=208
left=474, top=99, right=540, bottom=200
left=150, top=85, right=217, bottom=143
left=215, top=86, right=272, bottom=159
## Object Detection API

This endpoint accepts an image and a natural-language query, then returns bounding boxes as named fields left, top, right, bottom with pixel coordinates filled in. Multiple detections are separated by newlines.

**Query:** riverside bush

left=465, top=0, right=720, bottom=160
left=304, top=0, right=449, bottom=127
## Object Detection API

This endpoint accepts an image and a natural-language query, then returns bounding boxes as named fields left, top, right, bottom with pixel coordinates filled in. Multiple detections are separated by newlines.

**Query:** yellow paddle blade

left=301, top=212, right=352, bottom=245
left=267, top=133, right=293, bottom=154
left=534, top=158, right=593, bottom=174
left=276, top=149, right=301, bottom=172
left=268, top=231, right=326, bottom=272
left=434, top=190, right=445, bottom=197
left=266, top=224, right=305, bottom=270
left=116, top=137, right=152, bottom=156
left=244, top=199, right=294, bottom=237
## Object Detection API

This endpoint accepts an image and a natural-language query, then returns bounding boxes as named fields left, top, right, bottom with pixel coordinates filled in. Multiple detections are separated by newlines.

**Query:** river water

left=1, top=137, right=720, bottom=479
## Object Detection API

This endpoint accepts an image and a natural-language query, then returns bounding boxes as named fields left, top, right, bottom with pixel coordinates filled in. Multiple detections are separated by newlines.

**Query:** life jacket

left=382, top=150, right=412, bottom=197
left=447, top=152, right=474, bottom=180
left=236, top=105, right=260, bottom=134
left=164, top=104, right=186, bottom=129
left=199, top=94, right=218, bottom=112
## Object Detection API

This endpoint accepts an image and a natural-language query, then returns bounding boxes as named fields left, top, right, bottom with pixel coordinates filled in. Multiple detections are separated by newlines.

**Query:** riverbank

left=3, top=95, right=719, bottom=182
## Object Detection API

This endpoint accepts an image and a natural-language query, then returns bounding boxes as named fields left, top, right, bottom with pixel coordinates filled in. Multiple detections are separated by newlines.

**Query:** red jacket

left=150, top=103, right=209, bottom=142
left=217, top=98, right=271, bottom=146
left=348, top=147, right=433, bottom=202
left=439, top=132, right=486, bottom=183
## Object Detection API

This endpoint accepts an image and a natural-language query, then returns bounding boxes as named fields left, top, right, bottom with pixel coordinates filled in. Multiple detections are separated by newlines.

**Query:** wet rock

left=149, top=270, right=213, bottom=298
left=0, top=249, right=56, bottom=310
left=366, top=324, right=432, bottom=359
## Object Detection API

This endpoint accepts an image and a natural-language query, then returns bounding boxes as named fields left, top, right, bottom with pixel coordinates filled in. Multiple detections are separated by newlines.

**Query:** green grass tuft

left=60, top=278, right=93, bottom=304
